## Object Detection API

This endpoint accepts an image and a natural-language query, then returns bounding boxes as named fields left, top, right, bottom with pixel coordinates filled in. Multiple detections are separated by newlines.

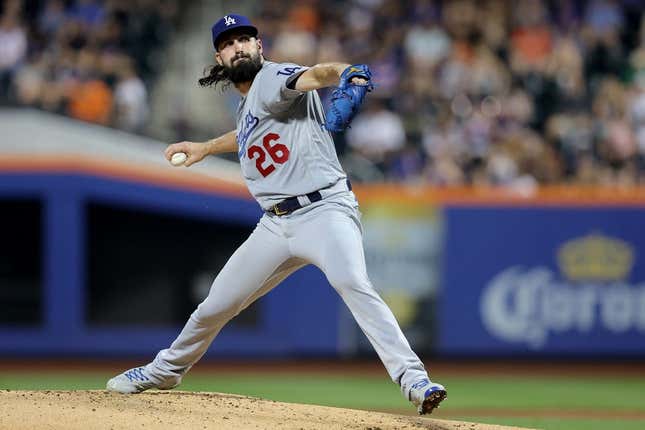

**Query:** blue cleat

left=408, top=378, right=447, bottom=415
left=106, top=366, right=180, bottom=394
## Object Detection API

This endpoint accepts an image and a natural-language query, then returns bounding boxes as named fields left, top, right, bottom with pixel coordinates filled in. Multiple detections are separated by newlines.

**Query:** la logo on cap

left=224, top=15, right=236, bottom=26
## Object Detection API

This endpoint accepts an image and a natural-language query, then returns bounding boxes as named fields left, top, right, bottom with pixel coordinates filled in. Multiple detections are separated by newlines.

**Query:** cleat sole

left=419, top=389, right=447, bottom=415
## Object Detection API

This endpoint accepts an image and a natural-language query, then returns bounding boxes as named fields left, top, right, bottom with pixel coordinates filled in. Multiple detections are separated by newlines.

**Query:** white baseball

left=170, top=152, right=187, bottom=166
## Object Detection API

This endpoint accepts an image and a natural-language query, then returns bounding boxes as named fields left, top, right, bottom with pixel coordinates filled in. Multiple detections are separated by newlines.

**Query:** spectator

left=510, top=0, right=553, bottom=73
left=67, top=77, right=113, bottom=124
left=346, top=98, right=406, bottom=169
left=66, top=48, right=113, bottom=124
left=404, top=15, right=451, bottom=72
left=0, top=2, right=27, bottom=102
left=388, top=143, right=425, bottom=181
left=38, top=0, right=66, bottom=36
left=66, top=0, right=106, bottom=29
left=113, top=58, right=148, bottom=133
left=271, top=22, right=318, bottom=65
left=13, top=53, right=47, bottom=106
left=584, top=0, right=624, bottom=37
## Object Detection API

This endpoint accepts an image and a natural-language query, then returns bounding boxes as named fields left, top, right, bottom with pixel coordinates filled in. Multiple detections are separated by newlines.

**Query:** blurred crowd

left=256, top=0, right=645, bottom=187
left=2, top=0, right=645, bottom=187
left=0, top=0, right=178, bottom=132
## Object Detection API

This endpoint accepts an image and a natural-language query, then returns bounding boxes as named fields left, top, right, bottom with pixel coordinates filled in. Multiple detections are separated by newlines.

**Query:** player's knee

left=328, top=270, right=370, bottom=294
left=192, top=298, right=240, bottom=326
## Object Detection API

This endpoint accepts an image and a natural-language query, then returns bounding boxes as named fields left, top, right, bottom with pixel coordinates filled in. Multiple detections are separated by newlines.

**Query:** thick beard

left=226, top=54, right=263, bottom=84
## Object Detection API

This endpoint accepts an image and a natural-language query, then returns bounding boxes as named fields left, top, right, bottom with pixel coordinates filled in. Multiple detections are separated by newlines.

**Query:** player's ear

left=215, top=52, right=223, bottom=66
left=256, top=38, right=263, bottom=55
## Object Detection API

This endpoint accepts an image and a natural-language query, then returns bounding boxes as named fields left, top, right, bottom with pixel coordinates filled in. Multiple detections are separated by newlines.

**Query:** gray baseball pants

left=148, top=192, right=428, bottom=395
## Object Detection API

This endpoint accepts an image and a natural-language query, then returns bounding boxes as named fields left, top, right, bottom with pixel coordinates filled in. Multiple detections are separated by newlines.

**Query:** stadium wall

left=2, top=110, right=645, bottom=357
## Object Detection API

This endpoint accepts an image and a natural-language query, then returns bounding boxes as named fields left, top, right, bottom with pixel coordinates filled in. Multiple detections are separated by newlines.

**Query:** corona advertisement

left=439, top=207, right=645, bottom=355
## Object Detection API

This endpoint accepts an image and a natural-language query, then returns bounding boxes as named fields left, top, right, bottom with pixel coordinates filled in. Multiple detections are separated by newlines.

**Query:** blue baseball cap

left=211, top=14, right=258, bottom=51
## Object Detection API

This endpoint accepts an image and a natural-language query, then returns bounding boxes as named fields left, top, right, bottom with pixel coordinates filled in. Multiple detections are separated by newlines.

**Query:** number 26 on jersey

left=247, top=133, right=290, bottom=177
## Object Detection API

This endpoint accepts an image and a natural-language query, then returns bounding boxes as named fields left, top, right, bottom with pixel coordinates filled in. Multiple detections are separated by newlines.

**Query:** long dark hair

left=198, top=64, right=232, bottom=90
left=198, top=53, right=264, bottom=89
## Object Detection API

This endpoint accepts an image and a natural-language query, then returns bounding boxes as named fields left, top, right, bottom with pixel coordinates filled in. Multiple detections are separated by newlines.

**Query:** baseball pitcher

left=106, top=13, right=446, bottom=415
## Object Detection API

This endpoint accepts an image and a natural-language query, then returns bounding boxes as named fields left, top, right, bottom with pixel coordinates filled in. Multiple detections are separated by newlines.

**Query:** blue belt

left=269, top=179, right=352, bottom=216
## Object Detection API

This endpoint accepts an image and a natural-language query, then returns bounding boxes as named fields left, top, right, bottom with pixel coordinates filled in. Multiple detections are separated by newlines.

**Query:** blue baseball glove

left=324, top=64, right=374, bottom=132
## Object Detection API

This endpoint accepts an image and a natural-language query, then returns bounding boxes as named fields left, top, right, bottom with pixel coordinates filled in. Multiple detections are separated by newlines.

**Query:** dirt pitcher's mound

left=0, top=390, right=530, bottom=430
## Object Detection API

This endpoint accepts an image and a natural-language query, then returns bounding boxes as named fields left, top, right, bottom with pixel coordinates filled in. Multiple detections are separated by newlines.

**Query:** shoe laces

left=124, top=367, right=150, bottom=383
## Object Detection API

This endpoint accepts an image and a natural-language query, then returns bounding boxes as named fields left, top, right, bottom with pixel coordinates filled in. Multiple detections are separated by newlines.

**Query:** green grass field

left=2, top=370, right=644, bottom=430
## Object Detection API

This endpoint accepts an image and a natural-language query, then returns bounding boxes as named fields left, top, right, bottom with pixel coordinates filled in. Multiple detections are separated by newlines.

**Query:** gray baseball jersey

left=235, top=60, right=346, bottom=210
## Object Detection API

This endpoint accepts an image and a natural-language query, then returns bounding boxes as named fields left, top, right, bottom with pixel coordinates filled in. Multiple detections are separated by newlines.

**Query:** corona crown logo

left=557, top=233, right=634, bottom=281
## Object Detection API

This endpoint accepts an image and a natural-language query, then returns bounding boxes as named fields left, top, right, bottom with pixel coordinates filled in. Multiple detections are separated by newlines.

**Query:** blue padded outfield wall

left=2, top=168, right=645, bottom=357
left=439, top=206, right=645, bottom=356
left=0, top=171, right=341, bottom=357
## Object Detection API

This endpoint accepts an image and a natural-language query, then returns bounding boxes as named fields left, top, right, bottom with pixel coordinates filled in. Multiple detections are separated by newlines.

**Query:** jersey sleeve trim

left=285, top=68, right=307, bottom=90
left=281, top=66, right=309, bottom=98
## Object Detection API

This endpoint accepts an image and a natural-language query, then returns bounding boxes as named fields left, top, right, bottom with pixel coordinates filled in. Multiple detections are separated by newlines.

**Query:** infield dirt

left=0, top=390, right=530, bottom=430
